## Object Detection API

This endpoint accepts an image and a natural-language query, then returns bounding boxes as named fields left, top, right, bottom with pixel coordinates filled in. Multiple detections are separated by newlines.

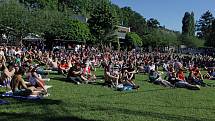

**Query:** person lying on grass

left=10, top=68, right=46, bottom=97
left=175, top=68, right=200, bottom=90
left=148, top=69, right=174, bottom=88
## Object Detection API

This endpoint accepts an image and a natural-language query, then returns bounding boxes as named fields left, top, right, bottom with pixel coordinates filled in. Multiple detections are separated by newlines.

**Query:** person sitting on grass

left=47, top=58, right=59, bottom=71
left=67, top=63, right=83, bottom=84
left=0, top=62, right=15, bottom=88
left=175, top=68, right=200, bottom=90
left=81, top=62, right=96, bottom=83
left=166, top=64, right=178, bottom=84
left=123, top=63, right=139, bottom=89
left=10, top=68, right=46, bottom=97
left=104, top=61, right=121, bottom=87
left=58, top=59, right=70, bottom=76
left=203, top=68, right=215, bottom=80
left=26, top=67, right=47, bottom=93
left=148, top=69, right=174, bottom=88
left=187, top=69, right=206, bottom=87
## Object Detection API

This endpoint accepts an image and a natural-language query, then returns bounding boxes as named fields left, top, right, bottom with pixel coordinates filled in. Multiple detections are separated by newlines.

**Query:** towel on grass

left=1, top=85, right=52, bottom=100
left=0, top=99, right=9, bottom=105
left=1, top=91, right=42, bottom=100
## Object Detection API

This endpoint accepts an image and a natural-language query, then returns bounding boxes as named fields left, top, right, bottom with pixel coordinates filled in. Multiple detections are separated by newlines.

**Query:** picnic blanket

left=1, top=85, right=52, bottom=100
left=0, top=99, right=9, bottom=105
left=1, top=91, right=42, bottom=100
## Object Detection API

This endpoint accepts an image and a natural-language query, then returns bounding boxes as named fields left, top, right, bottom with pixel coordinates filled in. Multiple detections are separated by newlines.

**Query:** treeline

left=0, top=0, right=214, bottom=48
left=181, top=11, right=215, bottom=48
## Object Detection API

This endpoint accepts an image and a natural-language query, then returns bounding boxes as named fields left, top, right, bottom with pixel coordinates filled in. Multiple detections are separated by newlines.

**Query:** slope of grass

left=0, top=68, right=215, bottom=121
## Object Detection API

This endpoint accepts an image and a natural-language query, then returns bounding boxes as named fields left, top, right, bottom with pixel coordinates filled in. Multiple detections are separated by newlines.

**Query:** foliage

left=196, top=10, right=214, bottom=39
left=0, top=0, right=92, bottom=46
left=179, top=35, right=205, bottom=48
left=88, top=1, right=118, bottom=46
left=196, top=11, right=214, bottom=47
left=147, top=18, right=160, bottom=28
left=205, top=19, right=215, bottom=47
left=142, top=28, right=179, bottom=47
left=120, top=7, right=147, bottom=36
left=0, top=0, right=36, bottom=45
left=125, top=32, right=142, bottom=47
left=19, top=0, right=58, bottom=10
left=0, top=0, right=196, bottom=48
left=182, top=12, right=195, bottom=36
left=64, top=20, right=91, bottom=42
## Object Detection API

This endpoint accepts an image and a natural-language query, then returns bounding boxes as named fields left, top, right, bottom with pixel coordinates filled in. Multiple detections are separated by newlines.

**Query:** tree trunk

left=117, top=38, right=120, bottom=51
left=100, top=41, right=104, bottom=53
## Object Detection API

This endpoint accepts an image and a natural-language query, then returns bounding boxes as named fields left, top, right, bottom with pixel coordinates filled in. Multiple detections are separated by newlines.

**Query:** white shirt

left=149, top=64, right=155, bottom=71
left=0, top=51, right=4, bottom=56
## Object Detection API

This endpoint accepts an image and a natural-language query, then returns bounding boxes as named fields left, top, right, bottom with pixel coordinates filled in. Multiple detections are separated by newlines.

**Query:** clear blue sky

left=111, top=0, right=215, bottom=31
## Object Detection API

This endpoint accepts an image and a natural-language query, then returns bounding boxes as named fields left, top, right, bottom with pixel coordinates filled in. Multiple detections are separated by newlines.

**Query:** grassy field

left=1, top=68, right=215, bottom=121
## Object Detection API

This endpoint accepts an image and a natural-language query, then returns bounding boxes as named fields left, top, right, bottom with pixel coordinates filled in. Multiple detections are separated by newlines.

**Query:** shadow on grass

left=97, top=88, right=171, bottom=97
left=109, top=107, right=214, bottom=121
left=0, top=98, right=63, bottom=107
left=76, top=103, right=214, bottom=121
left=0, top=112, right=100, bottom=121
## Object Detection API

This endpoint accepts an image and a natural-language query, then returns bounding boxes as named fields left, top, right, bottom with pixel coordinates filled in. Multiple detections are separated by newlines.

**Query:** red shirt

left=59, top=63, right=69, bottom=69
left=192, top=68, right=200, bottom=77
left=177, top=71, right=185, bottom=81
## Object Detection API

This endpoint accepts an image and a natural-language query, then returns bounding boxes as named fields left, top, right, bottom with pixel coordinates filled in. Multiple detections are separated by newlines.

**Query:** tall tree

left=196, top=10, right=214, bottom=39
left=189, top=12, right=195, bottom=36
left=206, top=19, right=215, bottom=47
left=88, top=1, right=118, bottom=48
left=182, top=12, right=195, bottom=36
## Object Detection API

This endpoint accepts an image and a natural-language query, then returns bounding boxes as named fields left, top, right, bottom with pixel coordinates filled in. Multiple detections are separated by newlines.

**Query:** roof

left=23, top=33, right=44, bottom=41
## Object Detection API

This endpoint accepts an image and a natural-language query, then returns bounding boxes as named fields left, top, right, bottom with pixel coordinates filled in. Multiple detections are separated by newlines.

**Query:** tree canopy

left=1, top=0, right=210, bottom=49
left=125, top=32, right=142, bottom=47
left=87, top=1, right=118, bottom=47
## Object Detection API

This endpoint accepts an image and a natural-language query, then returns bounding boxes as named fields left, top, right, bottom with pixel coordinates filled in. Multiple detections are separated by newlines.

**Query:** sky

left=111, top=0, right=215, bottom=31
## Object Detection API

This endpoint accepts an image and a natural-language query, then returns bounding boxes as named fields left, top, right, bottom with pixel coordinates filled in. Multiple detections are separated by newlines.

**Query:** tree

left=88, top=1, right=118, bottom=48
left=182, top=12, right=195, bottom=36
left=120, top=7, right=147, bottom=35
left=190, top=12, right=195, bottom=36
left=147, top=18, right=160, bottom=28
left=196, top=10, right=214, bottom=39
left=0, top=0, right=34, bottom=45
left=19, top=0, right=58, bottom=10
left=125, top=32, right=142, bottom=47
left=179, top=35, right=204, bottom=48
left=64, top=20, right=91, bottom=43
left=206, top=19, right=215, bottom=47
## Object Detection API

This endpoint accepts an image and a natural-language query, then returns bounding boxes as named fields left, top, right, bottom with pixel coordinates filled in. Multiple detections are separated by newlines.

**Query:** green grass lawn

left=1, top=68, right=215, bottom=121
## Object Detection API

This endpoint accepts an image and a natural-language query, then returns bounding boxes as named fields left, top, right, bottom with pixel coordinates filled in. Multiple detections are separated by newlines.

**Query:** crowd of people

left=0, top=45, right=215, bottom=97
